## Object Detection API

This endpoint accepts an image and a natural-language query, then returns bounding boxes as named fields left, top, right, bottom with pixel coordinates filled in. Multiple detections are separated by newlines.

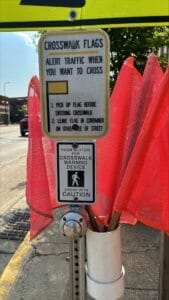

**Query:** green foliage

left=18, top=104, right=27, bottom=116
left=105, top=26, right=169, bottom=88
left=153, top=27, right=169, bottom=46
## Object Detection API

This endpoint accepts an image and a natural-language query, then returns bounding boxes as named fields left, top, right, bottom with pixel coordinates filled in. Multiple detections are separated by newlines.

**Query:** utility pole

left=3, top=81, right=11, bottom=124
left=3, top=81, right=11, bottom=96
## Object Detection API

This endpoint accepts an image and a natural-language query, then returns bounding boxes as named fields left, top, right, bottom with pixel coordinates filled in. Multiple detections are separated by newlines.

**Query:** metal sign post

left=69, top=237, right=87, bottom=300
left=38, top=29, right=110, bottom=300
left=57, top=141, right=95, bottom=299
left=59, top=206, right=89, bottom=300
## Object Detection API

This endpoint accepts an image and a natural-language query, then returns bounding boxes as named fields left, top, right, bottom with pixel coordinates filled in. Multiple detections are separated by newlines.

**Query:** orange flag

left=92, top=57, right=142, bottom=226
left=114, top=65, right=169, bottom=233
left=26, top=76, right=61, bottom=239
left=92, top=54, right=164, bottom=228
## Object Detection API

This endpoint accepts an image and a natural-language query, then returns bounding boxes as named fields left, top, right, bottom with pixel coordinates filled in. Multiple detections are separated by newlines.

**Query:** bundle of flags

left=26, top=54, right=169, bottom=239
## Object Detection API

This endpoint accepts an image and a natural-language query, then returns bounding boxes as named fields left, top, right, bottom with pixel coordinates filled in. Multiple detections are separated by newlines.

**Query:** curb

left=0, top=232, right=31, bottom=300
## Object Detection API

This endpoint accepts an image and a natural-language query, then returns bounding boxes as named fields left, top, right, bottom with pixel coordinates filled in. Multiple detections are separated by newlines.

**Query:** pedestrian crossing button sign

left=57, top=142, right=95, bottom=204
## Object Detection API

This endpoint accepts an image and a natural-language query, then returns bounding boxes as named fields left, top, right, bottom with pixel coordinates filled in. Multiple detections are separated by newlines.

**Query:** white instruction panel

left=39, top=29, right=110, bottom=139
left=57, top=142, right=95, bottom=204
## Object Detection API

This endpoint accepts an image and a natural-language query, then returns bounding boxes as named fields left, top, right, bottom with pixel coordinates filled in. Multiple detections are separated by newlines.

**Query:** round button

left=63, top=220, right=82, bottom=238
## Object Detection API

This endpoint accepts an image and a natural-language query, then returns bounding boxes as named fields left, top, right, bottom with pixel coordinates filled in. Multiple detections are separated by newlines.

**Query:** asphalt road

left=0, top=124, right=28, bottom=214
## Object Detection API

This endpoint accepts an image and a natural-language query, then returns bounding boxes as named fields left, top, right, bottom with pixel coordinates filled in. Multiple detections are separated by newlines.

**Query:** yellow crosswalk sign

left=0, top=0, right=168, bottom=30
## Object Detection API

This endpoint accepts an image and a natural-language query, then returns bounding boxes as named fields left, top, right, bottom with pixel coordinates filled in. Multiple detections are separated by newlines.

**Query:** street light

left=3, top=81, right=11, bottom=124
left=3, top=81, right=11, bottom=96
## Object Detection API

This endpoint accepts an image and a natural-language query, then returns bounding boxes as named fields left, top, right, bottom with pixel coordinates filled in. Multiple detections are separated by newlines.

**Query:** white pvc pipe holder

left=86, top=225, right=125, bottom=300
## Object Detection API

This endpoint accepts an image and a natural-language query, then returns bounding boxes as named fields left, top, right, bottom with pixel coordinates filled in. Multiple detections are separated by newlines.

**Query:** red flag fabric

left=26, top=76, right=61, bottom=239
left=118, top=54, right=163, bottom=186
left=119, top=53, right=163, bottom=224
left=91, top=54, right=164, bottom=228
left=91, top=57, right=142, bottom=226
left=26, top=55, right=168, bottom=238
left=113, top=65, right=169, bottom=233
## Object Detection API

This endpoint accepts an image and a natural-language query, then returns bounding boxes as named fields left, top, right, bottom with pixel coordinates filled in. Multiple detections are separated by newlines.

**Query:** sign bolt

left=72, top=124, right=79, bottom=131
left=72, top=143, right=79, bottom=149
left=69, top=10, right=77, bottom=21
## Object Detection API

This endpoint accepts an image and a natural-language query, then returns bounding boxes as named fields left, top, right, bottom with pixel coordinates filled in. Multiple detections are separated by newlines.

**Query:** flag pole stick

left=108, top=212, right=121, bottom=231
left=85, top=206, right=104, bottom=232
left=159, top=232, right=169, bottom=300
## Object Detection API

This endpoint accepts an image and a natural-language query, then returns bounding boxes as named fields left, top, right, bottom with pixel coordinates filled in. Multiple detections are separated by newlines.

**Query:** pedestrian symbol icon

left=72, top=172, right=80, bottom=186
left=68, top=171, right=84, bottom=187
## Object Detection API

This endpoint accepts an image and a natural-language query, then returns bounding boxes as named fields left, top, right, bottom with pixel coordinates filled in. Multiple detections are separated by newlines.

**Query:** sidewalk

left=0, top=207, right=161, bottom=300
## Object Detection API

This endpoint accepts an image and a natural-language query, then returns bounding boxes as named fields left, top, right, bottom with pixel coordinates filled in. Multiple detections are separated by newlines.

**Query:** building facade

left=0, top=96, right=27, bottom=124
left=0, top=96, right=10, bottom=124
left=9, top=97, right=27, bottom=123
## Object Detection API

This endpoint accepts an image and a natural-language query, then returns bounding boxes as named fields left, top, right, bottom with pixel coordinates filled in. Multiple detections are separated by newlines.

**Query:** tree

left=106, top=26, right=169, bottom=88
left=18, top=103, right=27, bottom=116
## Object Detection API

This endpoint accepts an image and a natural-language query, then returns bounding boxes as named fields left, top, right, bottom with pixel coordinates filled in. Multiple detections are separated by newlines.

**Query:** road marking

left=0, top=232, right=31, bottom=299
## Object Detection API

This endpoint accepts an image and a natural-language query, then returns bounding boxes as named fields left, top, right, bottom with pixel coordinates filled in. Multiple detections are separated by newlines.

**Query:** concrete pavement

left=0, top=196, right=28, bottom=274
left=0, top=205, right=161, bottom=300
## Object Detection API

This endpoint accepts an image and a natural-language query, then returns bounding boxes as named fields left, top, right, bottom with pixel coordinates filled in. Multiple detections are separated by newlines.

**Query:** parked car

left=19, top=115, right=28, bottom=136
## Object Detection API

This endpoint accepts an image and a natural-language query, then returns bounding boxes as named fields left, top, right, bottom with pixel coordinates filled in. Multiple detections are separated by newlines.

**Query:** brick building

left=0, top=96, right=27, bottom=124
left=9, top=97, right=27, bottom=123
left=0, top=96, right=10, bottom=124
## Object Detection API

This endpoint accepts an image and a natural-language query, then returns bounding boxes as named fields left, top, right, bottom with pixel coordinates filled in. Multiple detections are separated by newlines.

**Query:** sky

left=0, top=31, right=39, bottom=97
